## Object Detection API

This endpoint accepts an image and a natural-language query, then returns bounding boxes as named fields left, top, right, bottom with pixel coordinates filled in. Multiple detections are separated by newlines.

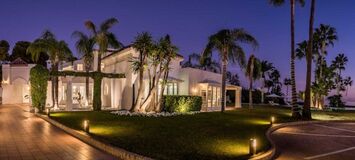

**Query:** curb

left=249, top=120, right=355, bottom=160
left=35, top=114, right=153, bottom=160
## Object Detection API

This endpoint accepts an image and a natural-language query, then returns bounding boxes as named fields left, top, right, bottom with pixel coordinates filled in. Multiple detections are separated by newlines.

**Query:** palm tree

left=131, top=32, right=154, bottom=111
left=84, top=18, right=123, bottom=72
left=260, top=60, right=274, bottom=103
left=84, top=18, right=123, bottom=110
left=27, top=30, right=72, bottom=108
left=284, top=78, right=292, bottom=97
left=303, top=0, right=316, bottom=120
left=72, top=31, right=95, bottom=106
left=269, top=0, right=304, bottom=119
left=182, top=53, right=200, bottom=68
left=202, top=29, right=258, bottom=112
left=245, top=54, right=261, bottom=109
left=331, top=53, right=348, bottom=95
left=315, top=24, right=337, bottom=78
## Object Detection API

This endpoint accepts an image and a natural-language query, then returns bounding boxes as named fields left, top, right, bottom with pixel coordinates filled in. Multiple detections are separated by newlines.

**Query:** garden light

left=46, top=108, right=50, bottom=117
left=83, top=120, right=90, bottom=133
left=270, top=116, right=275, bottom=125
left=249, top=138, right=257, bottom=155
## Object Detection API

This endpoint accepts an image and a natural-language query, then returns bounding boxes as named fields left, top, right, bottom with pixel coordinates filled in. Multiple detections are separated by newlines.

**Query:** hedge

left=162, top=95, right=202, bottom=113
left=30, top=65, right=49, bottom=112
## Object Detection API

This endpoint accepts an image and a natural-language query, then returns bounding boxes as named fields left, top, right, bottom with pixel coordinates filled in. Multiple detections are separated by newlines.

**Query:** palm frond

left=100, top=17, right=118, bottom=32
left=85, top=20, right=97, bottom=35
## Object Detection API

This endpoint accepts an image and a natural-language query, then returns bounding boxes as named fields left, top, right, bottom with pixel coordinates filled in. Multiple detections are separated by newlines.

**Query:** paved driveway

left=0, top=104, right=117, bottom=160
left=271, top=122, right=355, bottom=160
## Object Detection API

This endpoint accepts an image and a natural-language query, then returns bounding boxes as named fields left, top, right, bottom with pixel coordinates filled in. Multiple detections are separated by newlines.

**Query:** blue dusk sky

left=1, top=0, right=355, bottom=101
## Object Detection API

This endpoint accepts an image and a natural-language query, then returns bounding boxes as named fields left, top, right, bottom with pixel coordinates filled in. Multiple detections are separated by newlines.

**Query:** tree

left=27, top=30, right=72, bottom=109
left=182, top=53, right=221, bottom=73
left=10, top=41, right=49, bottom=66
left=269, top=69, right=282, bottom=95
left=84, top=18, right=123, bottom=72
left=202, top=28, right=258, bottom=112
left=130, top=32, right=154, bottom=111
left=260, top=60, right=274, bottom=103
left=0, top=40, right=10, bottom=87
left=303, top=0, right=316, bottom=120
left=284, top=78, right=292, bottom=97
left=72, top=31, right=95, bottom=106
left=245, top=54, right=261, bottom=109
left=0, top=40, right=10, bottom=61
left=331, top=53, right=348, bottom=95
left=84, top=18, right=123, bottom=109
left=269, top=0, right=305, bottom=119
left=314, top=24, right=337, bottom=79
left=226, top=71, right=240, bottom=86
left=138, top=35, right=178, bottom=112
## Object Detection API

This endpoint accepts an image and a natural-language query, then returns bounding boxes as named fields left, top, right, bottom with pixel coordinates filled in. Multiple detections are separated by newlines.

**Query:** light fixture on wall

left=192, top=87, right=198, bottom=94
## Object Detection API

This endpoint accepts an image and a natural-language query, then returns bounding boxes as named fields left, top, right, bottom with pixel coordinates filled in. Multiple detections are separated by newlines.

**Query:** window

left=77, top=64, right=83, bottom=71
left=160, top=82, right=178, bottom=95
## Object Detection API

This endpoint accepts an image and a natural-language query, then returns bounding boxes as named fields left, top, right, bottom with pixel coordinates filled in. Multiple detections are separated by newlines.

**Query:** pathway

left=0, top=104, right=117, bottom=160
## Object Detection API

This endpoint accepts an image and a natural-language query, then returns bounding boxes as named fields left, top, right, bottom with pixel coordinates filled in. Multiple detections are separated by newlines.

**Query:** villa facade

left=1, top=46, right=242, bottom=111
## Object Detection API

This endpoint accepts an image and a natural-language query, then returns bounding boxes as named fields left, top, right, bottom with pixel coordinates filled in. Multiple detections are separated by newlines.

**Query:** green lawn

left=49, top=106, right=355, bottom=160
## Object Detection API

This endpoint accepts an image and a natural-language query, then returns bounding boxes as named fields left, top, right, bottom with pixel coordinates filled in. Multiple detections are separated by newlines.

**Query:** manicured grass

left=49, top=106, right=355, bottom=160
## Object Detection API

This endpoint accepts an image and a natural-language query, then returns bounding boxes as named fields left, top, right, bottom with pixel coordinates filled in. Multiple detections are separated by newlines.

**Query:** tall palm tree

left=303, top=0, right=316, bottom=120
left=269, top=0, right=304, bottom=119
left=84, top=18, right=123, bottom=72
left=245, top=54, right=261, bottom=109
left=131, top=32, right=154, bottom=111
left=72, top=31, right=95, bottom=106
left=27, top=30, right=72, bottom=108
left=202, top=29, right=258, bottom=112
left=84, top=18, right=123, bottom=110
left=315, top=24, right=337, bottom=75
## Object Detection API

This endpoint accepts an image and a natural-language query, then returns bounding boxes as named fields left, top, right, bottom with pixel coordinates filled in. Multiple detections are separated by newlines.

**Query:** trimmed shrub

left=30, top=65, right=49, bottom=112
left=162, top=95, right=202, bottom=113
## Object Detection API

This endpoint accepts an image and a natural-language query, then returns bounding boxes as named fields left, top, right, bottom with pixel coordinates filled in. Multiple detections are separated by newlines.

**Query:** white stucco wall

left=2, top=64, right=35, bottom=104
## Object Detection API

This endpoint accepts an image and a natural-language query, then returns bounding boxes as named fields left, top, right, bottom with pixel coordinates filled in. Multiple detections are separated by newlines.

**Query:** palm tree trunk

left=303, top=0, right=316, bottom=120
left=249, top=58, right=254, bottom=109
left=97, top=52, right=102, bottom=72
left=290, top=0, right=302, bottom=119
left=131, top=67, right=144, bottom=111
left=221, top=52, right=227, bottom=112
left=51, top=76, right=55, bottom=108
left=85, top=70, right=90, bottom=106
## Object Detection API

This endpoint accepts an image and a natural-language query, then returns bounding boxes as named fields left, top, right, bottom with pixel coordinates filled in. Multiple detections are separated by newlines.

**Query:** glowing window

left=77, top=64, right=83, bottom=71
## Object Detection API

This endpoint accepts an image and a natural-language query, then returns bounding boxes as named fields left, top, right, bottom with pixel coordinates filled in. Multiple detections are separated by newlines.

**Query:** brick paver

left=0, top=104, right=117, bottom=160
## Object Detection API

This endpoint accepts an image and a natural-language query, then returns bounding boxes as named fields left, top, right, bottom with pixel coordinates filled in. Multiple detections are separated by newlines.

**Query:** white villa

left=1, top=46, right=242, bottom=111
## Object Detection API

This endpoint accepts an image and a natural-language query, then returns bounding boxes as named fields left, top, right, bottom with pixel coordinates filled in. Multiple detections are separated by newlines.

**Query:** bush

left=162, top=95, right=202, bottom=113
left=30, top=65, right=49, bottom=112
left=242, top=89, right=262, bottom=104
left=328, top=95, right=345, bottom=108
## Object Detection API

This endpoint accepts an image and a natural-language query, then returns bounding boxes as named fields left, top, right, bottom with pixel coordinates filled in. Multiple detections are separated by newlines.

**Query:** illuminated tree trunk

left=290, top=0, right=302, bottom=119
left=303, top=0, right=316, bottom=120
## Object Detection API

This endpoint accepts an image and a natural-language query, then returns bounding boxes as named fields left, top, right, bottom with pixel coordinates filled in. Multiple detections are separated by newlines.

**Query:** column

left=66, top=76, right=73, bottom=111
